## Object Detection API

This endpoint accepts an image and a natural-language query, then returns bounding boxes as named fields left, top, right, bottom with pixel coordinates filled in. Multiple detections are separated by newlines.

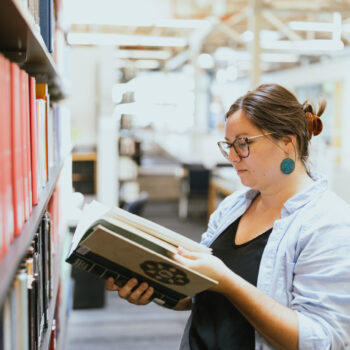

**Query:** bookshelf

left=0, top=161, right=64, bottom=307
left=72, top=151, right=98, bottom=195
left=0, top=0, right=64, bottom=100
left=0, top=0, right=70, bottom=349
left=40, top=232, right=64, bottom=350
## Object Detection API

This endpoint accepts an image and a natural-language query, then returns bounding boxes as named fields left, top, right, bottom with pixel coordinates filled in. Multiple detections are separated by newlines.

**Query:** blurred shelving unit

left=0, top=0, right=72, bottom=349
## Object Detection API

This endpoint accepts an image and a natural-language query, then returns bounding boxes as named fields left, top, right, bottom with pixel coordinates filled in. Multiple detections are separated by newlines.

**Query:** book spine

left=18, top=269, right=29, bottom=350
left=39, top=0, right=54, bottom=52
left=67, top=251, right=186, bottom=309
left=29, top=76, right=39, bottom=206
left=10, top=62, right=25, bottom=237
left=0, top=54, right=14, bottom=256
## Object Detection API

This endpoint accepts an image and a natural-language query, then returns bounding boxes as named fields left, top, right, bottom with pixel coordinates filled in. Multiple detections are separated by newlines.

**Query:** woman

left=106, top=84, right=350, bottom=349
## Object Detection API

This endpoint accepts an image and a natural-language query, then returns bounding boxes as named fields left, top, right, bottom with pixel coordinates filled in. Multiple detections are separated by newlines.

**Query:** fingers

left=128, top=282, right=154, bottom=305
left=138, top=286, right=154, bottom=304
left=111, top=278, right=154, bottom=305
left=105, top=277, right=119, bottom=291
left=177, top=247, right=202, bottom=260
left=172, top=253, right=188, bottom=265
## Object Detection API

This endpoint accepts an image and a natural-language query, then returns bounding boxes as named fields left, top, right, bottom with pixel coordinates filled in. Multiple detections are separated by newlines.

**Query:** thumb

left=176, top=247, right=201, bottom=260
left=172, top=252, right=190, bottom=266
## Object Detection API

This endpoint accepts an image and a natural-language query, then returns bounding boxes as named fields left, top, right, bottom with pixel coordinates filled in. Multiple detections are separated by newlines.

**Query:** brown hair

left=225, top=83, right=326, bottom=168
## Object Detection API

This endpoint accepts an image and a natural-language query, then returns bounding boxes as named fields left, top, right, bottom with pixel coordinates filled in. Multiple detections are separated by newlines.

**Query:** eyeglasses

left=217, top=133, right=274, bottom=159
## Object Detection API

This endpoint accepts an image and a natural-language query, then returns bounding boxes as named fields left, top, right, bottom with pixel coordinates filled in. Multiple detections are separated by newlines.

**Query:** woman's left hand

left=172, top=247, right=232, bottom=293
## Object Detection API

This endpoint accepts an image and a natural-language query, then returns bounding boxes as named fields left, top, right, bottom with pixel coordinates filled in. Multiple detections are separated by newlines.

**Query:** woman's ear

left=282, top=135, right=297, bottom=153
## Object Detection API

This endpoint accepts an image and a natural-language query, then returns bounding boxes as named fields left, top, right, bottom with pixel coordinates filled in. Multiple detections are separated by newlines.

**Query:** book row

left=0, top=191, right=60, bottom=350
left=16, top=0, right=58, bottom=54
left=0, top=53, right=71, bottom=261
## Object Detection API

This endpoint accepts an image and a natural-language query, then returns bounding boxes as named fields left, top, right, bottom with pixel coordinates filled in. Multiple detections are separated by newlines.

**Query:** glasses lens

left=218, top=142, right=230, bottom=158
left=233, top=138, right=249, bottom=158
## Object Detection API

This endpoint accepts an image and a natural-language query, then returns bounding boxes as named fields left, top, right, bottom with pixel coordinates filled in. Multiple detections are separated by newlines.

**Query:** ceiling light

left=289, top=21, right=334, bottom=32
left=197, top=53, right=215, bottom=69
left=226, top=66, right=238, bottom=81
left=241, top=30, right=254, bottom=42
left=165, top=50, right=191, bottom=71
left=115, top=49, right=172, bottom=60
left=261, top=53, right=299, bottom=63
left=155, top=19, right=211, bottom=29
left=68, top=16, right=210, bottom=29
left=216, top=69, right=227, bottom=84
left=213, top=47, right=237, bottom=62
left=67, top=33, right=188, bottom=47
left=115, top=59, right=160, bottom=69
left=261, top=40, right=344, bottom=52
left=241, top=30, right=281, bottom=43
left=289, top=12, right=344, bottom=35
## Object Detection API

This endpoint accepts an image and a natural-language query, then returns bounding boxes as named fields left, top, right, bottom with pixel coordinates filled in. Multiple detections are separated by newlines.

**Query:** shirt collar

left=282, top=172, right=328, bottom=216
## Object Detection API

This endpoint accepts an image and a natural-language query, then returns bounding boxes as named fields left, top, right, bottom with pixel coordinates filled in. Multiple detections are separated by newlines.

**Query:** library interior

left=1, top=0, right=350, bottom=349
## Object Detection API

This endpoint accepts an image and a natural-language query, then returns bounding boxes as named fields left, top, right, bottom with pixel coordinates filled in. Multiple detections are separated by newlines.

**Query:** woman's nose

left=227, top=147, right=241, bottom=163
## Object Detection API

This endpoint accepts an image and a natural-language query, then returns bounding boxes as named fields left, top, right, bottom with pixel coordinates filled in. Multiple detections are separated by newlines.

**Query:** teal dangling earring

left=280, top=158, right=295, bottom=174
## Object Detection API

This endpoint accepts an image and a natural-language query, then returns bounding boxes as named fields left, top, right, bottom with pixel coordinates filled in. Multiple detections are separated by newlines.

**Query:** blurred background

left=61, top=1, right=350, bottom=349
left=2, top=0, right=350, bottom=349
left=63, top=1, right=350, bottom=349
left=64, top=0, right=350, bottom=208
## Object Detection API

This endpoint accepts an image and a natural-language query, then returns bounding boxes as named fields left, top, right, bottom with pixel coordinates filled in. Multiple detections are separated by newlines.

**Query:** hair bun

left=306, top=112, right=323, bottom=139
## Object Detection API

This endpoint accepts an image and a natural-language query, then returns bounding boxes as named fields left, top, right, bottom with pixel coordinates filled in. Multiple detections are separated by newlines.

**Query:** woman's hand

left=105, top=277, right=154, bottom=305
left=173, top=247, right=232, bottom=293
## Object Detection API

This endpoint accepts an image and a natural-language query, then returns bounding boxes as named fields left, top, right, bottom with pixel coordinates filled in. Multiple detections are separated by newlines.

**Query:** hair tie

left=306, top=112, right=323, bottom=139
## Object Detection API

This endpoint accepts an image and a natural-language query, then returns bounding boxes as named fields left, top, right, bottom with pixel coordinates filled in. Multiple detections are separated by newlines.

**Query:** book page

left=101, top=216, right=178, bottom=255
left=108, top=207, right=211, bottom=254
left=68, top=201, right=110, bottom=256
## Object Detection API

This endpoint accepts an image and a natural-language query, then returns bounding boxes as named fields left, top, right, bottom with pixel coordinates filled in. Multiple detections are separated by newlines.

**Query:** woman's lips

left=236, top=169, right=247, bottom=174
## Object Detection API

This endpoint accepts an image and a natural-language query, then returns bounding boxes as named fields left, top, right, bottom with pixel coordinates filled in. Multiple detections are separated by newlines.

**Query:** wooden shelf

left=72, top=152, right=97, bottom=162
left=40, top=235, right=64, bottom=350
left=0, top=0, right=65, bottom=100
left=0, top=162, right=64, bottom=307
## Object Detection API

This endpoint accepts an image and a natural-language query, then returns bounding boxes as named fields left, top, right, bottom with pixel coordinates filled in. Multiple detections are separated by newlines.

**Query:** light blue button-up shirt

left=181, top=173, right=350, bottom=349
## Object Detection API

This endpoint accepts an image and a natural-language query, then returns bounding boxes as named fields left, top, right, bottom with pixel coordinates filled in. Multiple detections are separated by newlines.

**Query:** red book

left=10, top=62, right=25, bottom=236
left=20, top=69, right=30, bottom=221
left=29, top=76, right=39, bottom=205
left=24, top=71, right=32, bottom=214
left=0, top=54, right=14, bottom=256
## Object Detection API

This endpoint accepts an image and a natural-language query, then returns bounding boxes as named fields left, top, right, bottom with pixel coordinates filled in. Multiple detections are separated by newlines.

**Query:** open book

left=66, top=201, right=217, bottom=308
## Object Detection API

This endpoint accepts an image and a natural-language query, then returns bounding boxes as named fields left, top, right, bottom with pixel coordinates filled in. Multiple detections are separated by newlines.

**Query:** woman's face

left=225, top=109, right=288, bottom=191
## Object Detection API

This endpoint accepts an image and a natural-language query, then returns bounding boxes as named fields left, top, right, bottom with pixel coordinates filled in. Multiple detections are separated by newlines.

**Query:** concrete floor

left=66, top=200, right=208, bottom=350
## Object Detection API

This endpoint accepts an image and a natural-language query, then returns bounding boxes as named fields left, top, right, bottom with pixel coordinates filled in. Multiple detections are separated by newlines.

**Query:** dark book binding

left=66, top=250, right=186, bottom=309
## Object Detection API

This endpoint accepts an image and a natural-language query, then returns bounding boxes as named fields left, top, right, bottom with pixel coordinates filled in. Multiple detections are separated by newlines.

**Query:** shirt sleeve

left=291, top=221, right=350, bottom=349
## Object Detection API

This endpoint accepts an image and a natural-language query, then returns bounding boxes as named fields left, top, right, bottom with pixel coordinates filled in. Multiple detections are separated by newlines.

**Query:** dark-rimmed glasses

left=217, top=133, right=274, bottom=159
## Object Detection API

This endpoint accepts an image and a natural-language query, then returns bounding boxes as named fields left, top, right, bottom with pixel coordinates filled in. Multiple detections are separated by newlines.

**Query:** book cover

left=2, top=294, right=12, bottom=350
left=26, top=257, right=39, bottom=350
left=36, top=99, right=46, bottom=191
left=0, top=54, right=14, bottom=256
left=17, top=269, right=29, bottom=350
left=66, top=201, right=216, bottom=308
left=20, top=69, right=31, bottom=221
left=36, top=83, right=49, bottom=183
left=9, top=283, right=17, bottom=350
left=10, top=62, right=25, bottom=237
left=39, top=0, right=54, bottom=53
left=24, top=73, right=33, bottom=215
left=29, top=76, right=39, bottom=205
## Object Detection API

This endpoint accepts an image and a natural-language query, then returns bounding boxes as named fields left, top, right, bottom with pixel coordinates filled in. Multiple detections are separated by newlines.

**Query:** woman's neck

left=257, top=165, right=313, bottom=211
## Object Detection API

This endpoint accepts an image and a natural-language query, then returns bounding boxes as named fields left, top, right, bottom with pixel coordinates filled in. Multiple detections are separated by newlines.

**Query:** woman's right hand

left=105, top=277, right=154, bottom=305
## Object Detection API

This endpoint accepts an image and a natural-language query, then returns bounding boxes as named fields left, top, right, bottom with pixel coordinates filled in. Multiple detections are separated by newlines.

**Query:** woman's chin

left=238, top=173, right=254, bottom=188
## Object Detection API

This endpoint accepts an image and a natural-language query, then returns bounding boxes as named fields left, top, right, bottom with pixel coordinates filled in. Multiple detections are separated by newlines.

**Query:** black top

left=188, top=217, right=272, bottom=350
